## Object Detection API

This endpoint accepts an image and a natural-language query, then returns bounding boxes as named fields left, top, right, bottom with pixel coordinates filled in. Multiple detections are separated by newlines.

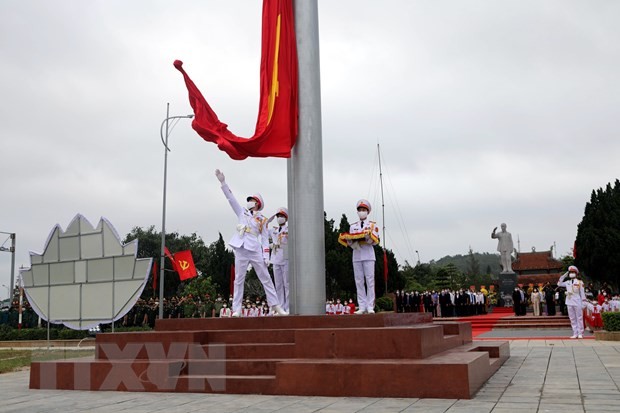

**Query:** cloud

left=1, top=1, right=619, bottom=293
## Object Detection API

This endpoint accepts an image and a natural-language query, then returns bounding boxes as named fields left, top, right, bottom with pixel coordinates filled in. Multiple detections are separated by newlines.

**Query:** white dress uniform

left=347, top=199, right=380, bottom=313
left=269, top=208, right=289, bottom=312
left=220, top=182, right=281, bottom=316
left=558, top=267, right=586, bottom=338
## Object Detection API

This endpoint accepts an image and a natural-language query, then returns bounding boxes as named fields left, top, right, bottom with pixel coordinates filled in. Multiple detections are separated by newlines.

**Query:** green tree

left=466, top=247, right=481, bottom=277
left=123, top=226, right=210, bottom=299
left=436, top=263, right=465, bottom=291
left=204, top=233, right=235, bottom=297
left=560, top=255, right=575, bottom=273
left=432, top=265, right=450, bottom=291
left=325, top=213, right=355, bottom=299
left=575, top=179, right=620, bottom=290
left=183, top=275, right=217, bottom=302
left=373, top=245, right=405, bottom=296
left=410, top=263, right=434, bottom=289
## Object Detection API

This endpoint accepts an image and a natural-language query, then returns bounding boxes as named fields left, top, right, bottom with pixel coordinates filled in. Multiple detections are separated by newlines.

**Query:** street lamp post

left=415, top=250, right=420, bottom=266
left=158, top=103, right=194, bottom=319
left=0, top=232, right=16, bottom=300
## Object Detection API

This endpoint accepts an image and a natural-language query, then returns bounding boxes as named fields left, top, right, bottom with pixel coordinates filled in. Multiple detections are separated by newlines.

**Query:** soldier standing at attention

left=268, top=207, right=290, bottom=313
left=558, top=265, right=587, bottom=338
left=215, top=169, right=287, bottom=317
left=340, top=199, right=380, bottom=314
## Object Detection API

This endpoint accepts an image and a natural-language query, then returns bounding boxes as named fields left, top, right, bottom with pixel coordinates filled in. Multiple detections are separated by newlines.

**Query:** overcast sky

left=1, top=0, right=618, bottom=298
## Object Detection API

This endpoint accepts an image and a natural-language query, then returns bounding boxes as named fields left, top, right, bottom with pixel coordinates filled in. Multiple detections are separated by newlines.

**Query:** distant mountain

left=430, top=252, right=502, bottom=275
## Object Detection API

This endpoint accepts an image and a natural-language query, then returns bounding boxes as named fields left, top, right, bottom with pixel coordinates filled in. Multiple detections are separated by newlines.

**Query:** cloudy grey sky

left=1, top=0, right=619, bottom=298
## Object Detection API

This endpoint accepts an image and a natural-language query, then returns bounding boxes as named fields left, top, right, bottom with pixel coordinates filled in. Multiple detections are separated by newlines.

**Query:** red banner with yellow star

left=175, top=0, right=298, bottom=160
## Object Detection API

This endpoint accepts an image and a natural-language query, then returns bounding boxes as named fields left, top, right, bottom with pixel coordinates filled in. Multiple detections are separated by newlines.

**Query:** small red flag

left=152, top=260, right=158, bottom=293
left=383, top=250, right=388, bottom=283
left=230, top=264, right=235, bottom=296
left=173, top=250, right=198, bottom=281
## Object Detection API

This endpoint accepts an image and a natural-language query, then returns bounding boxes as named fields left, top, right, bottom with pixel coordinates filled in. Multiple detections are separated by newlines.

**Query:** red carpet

left=454, top=307, right=513, bottom=337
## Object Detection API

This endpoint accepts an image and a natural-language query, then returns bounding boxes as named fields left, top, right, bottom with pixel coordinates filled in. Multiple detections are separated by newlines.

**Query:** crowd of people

left=2, top=268, right=618, bottom=333
left=0, top=298, right=39, bottom=328
left=394, top=288, right=493, bottom=318
left=117, top=294, right=282, bottom=328
left=509, top=278, right=620, bottom=318
left=325, top=299, right=357, bottom=314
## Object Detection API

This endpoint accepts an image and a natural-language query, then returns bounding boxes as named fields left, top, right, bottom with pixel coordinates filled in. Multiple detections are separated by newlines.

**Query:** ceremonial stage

left=30, top=313, right=509, bottom=399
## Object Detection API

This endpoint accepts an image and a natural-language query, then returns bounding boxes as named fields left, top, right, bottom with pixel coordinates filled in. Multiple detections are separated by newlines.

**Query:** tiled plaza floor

left=2, top=340, right=619, bottom=412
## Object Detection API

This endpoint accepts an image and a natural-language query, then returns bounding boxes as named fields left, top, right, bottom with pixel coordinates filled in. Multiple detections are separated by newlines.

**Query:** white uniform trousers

left=567, top=304, right=584, bottom=336
left=273, top=261, right=289, bottom=312
left=232, top=246, right=280, bottom=314
left=353, top=260, right=376, bottom=312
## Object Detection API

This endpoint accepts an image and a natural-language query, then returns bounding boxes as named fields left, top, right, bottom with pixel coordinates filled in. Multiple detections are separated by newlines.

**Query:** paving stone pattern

left=1, top=340, right=619, bottom=412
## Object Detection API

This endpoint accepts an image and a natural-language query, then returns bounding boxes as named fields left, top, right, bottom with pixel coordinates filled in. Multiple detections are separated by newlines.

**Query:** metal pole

left=286, top=158, right=297, bottom=313
left=377, top=144, right=387, bottom=294
left=156, top=107, right=193, bottom=320
left=9, top=233, right=15, bottom=300
left=159, top=103, right=170, bottom=320
left=289, top=0, right=325, bottom=315
left=0, top=232, right=16, bottom=298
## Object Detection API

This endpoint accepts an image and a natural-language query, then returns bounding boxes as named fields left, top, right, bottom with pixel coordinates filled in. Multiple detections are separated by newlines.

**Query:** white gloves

left=215, top=169, right=226, bottom=184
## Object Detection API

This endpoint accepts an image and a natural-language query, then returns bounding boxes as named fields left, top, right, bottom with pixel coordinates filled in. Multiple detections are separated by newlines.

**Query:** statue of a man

left=491, top=223, right=514, bottom=273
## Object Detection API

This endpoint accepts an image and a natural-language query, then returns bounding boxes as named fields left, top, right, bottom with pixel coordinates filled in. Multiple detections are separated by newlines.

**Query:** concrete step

left=29, top=313, right=509, bottom=399
left=171, top=374, right=276, bottom=394
left=205, top=342, right=297, bottom=359
left=156, top=312, right=433, bottom=331
left=205, top=329, right=296, bottom=344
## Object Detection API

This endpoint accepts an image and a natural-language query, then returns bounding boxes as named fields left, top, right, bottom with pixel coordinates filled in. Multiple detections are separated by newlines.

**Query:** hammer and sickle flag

left=173, top=250, right=198, bottom=281
left=175, top=0, right=298, bottom=160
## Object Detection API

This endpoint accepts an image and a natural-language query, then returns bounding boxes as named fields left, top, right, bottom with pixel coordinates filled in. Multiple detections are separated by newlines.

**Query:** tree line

left=125, top=175, right=620, bottom=302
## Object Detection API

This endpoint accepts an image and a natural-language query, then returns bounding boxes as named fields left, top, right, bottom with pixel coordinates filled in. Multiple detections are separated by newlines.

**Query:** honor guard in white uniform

left=268, top=207, right=290, bottom=312
left=215, top=169, right=287, bottom=317
left=558, top=265, right=587, bottom=338
left=346, top=199, right=380, bottom=314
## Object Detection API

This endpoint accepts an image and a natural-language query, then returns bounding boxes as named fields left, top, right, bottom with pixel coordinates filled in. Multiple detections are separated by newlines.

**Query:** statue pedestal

left=498, top=272, right=517, bottom=297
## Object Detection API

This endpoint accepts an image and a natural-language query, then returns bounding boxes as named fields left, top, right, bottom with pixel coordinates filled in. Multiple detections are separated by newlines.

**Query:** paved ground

left=477, top=328, right=595, bottom=339
left=2, top=339, right=620, bottom=413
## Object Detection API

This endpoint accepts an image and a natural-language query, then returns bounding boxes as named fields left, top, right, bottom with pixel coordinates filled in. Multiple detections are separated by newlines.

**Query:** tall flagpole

left=377, top=143, right=387, bottom=294
left=288, top=0, right=325, bottom=315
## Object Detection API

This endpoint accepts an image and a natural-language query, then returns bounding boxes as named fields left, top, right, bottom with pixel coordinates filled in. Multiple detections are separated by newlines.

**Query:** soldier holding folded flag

left=338, top=199, right=380, bottom=314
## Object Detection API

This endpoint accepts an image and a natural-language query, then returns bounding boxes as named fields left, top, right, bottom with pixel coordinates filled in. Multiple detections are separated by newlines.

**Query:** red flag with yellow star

left=175, top=0, right=298, bottom=160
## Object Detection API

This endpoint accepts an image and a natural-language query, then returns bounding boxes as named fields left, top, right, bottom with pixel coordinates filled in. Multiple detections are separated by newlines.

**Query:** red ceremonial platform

left=30, top=313, right=509, bottom=399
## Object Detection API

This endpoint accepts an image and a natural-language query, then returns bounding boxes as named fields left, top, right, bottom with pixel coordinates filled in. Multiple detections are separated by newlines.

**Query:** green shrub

left=375, top=296, right=394, bottom=312
left=104, top=326, right=152, bottom=333
left=0, top=326, right=91, bottom=341
left=0, top=324, right=17, bottom=341
left=57, top=329, right=89, bottom=340
left=602, top=312, right=620, bottom=332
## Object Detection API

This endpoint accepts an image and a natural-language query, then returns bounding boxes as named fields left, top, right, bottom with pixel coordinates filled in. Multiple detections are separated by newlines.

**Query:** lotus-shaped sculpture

left=20, top=214, right=151, bottom=330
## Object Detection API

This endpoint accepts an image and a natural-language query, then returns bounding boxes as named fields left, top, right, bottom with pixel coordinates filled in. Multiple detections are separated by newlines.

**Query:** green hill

left=431, top=252, right=502, bottom=275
